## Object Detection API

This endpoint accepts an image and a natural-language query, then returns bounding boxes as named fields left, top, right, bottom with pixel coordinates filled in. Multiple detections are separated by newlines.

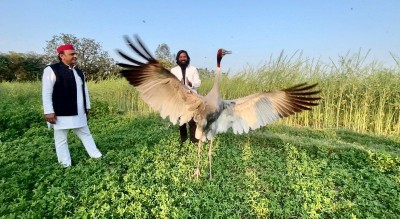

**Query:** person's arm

left=190, top=67, right=201, bottom=89
left=42, top=66, right=57, bottom=123
left=170, top=66, right=181, bottom=81
left=84, top=76, right=91, bottom=110
left=83, top=75, right=91, bottom=115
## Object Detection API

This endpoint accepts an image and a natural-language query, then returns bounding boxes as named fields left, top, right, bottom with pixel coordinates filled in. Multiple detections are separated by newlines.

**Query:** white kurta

left=170, top=65, right=201, bottom=90
left=42, top=66, right=91, bottom=130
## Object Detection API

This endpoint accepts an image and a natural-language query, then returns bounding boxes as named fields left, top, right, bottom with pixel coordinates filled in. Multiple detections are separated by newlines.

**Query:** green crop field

left=1, top=55, right=400, bottom=218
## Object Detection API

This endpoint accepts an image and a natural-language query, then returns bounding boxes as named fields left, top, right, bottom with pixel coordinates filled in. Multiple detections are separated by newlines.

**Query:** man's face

left=178, top=53, right=188, bottom=64
left=60, top=50, right=78, bottom=66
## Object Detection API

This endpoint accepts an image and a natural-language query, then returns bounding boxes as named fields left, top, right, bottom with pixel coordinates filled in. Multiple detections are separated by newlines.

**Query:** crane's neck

left=207, top=51, right=224, bottom=99
left=210, top=67, right=221, bottom=96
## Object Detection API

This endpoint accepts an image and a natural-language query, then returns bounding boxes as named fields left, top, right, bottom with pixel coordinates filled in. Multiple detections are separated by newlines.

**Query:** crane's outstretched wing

left=209, top=83, right=320, bottom=137
left=116, top=35, right=204, bottom=125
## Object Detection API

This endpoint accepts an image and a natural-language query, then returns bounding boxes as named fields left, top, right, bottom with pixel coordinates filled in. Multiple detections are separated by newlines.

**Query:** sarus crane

left=116, top=35, right=321, bottom=180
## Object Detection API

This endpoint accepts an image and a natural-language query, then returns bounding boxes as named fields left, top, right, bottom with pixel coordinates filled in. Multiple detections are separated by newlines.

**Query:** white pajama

left=54, top=126, right=102, bottom=167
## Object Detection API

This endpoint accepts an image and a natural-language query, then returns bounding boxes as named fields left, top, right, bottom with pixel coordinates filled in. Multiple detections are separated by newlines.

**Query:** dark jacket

left=49, top=62, right=87, bottom=116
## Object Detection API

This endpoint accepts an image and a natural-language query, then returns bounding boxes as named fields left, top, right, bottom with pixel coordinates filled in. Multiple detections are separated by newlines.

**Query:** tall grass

left=1, top=51, right=399, bottom=136
left=88, top=79, right=152, bottom=115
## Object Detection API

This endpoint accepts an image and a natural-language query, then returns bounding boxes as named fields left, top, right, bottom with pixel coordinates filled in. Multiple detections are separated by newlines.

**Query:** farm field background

left=1, top=55, right=400, bottom=218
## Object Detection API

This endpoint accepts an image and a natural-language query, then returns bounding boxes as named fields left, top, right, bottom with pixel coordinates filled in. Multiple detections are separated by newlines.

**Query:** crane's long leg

left=193, top=133, right=203, bottom=180
left=208, top=138, right=213, bottom=180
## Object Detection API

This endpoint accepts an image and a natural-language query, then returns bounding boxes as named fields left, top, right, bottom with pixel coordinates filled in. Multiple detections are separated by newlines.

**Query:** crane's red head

left=217, top=48, right=231, bottom=67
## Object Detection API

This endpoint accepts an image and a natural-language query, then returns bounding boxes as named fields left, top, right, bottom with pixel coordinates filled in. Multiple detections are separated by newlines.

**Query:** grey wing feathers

left=213, top=83, right=321, bottom=135
left=116, top=35, right=204, bottom=125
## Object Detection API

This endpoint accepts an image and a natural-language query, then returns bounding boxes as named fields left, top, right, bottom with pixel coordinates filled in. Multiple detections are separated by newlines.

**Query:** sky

left=1, top=0, right=399, bottom=73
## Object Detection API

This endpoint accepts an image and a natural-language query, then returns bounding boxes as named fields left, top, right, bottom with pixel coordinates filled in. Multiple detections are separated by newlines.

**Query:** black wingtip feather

left=124, top=35, right=153, bottom=62
left=117, top=34, right=158, bottom=69
left=279, top=82, right=322, bottom=117
left=117, top=50, right=145, bottom=66
left=134, top=35, right=156, bottom=60
left=116, top=63, right=136, bottom=68
left=284, top=83, right=319, bottom=92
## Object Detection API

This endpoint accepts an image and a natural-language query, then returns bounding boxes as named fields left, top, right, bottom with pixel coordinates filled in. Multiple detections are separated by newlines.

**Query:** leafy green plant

left=1, top=53, right=400, bottom=218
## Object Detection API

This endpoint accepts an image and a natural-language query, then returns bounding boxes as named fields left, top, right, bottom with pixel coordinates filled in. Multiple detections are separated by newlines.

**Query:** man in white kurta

left=42, top=44, right=102, bottom=167
left=170, top=64, right=201, bottom=91
left=170, top=50, right=201, bottom=144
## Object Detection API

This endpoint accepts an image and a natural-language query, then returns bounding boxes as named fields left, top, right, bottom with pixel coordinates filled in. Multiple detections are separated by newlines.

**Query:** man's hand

left=44, top=113, right=57, bottom=124
left=186, top=77, right=193, bottom=87
left=181, top=77, right=193, bottom=87
left=187, top=80, right=193, bottom=87
left=86, top=109, right=91, bottom=118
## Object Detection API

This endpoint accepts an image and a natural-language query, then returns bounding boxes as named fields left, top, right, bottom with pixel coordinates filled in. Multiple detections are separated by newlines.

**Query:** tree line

left=0, top=33, right=215, bottom=82
left=0, top=34, right=123, bottom=82
left=0, top=52, right=44, bottom=82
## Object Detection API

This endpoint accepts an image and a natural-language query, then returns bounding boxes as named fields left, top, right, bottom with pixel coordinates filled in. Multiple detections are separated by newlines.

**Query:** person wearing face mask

left=170, top=50, right=201, bottom=144
left=42, top=44, right=102, bottom=167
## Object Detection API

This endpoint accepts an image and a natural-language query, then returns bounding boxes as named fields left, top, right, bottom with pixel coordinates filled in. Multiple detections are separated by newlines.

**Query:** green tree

left=43, top=33, right=118, bottom=80
left=22, top=53, right=45, bottom=81
left=0, top=54, right=12, bottom=82
left=155, top=43, right=175, bottom=70
left=0, top=52, right=45, bottom=82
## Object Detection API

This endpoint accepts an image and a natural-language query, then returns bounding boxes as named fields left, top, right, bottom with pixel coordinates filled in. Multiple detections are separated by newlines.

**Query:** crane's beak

left=222, top=50, right=232, bottom=55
